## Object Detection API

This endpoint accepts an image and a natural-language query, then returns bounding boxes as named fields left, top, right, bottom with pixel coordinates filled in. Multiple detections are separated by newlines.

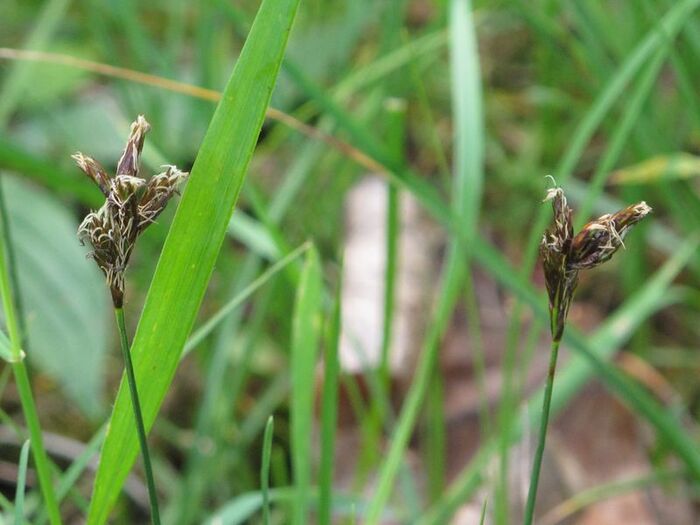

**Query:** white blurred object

left=340, top=176, right=439, bottom=376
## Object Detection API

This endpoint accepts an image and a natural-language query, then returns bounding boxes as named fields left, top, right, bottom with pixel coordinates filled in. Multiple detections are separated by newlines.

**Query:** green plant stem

left=523, top=336, right=561, bottom=525
left=114, top=307, right=160, bottom=525
left=0, top=205, right=62, bottom=525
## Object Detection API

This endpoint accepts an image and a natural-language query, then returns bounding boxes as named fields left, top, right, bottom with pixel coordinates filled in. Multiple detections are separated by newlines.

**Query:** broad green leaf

left=3, top=176, right=108, bottom=416
left=85, top=0, right=301, bottom=522
left=291, top=247, right=323, bottom=525
left=612, top=153, right=700, bottom=184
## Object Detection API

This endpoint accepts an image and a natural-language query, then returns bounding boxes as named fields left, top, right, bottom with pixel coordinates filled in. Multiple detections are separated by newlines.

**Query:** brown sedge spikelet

left=540, top=182, right=651, bottom=340
left=75, top=115, right=188, bottom=307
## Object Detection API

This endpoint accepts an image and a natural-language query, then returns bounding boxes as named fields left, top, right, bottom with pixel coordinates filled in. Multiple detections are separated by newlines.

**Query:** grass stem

left=114, top=307, right=160, bottom=525
left=0, top=200, right=62, bottom=525
left=523, top=337, right=561, bottom=525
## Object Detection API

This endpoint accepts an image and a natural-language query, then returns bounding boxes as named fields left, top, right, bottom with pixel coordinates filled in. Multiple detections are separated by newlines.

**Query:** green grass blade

left=261, top=416, right=274, bottom=525
left=449, top=0, right=483, bottom=234
left=540, top=468, right=683, bottom=525
left=365, top=1, right=484, bottom=521
left=205, top=487, right=361, bottom=525
left=14, top=439, right=30, bottom=524
left=291, top=247, right=323, bottom=525
left=182, top=241, right=310, bottom=356
left=479, top=498, right=488, bottom=525
left=575, top=45, right=669, bottom=226
left=318, top=270, right=342, bottom=525
left=380, top=100, right=403, bottom=390
left=85, top=0, right=300, bottom=522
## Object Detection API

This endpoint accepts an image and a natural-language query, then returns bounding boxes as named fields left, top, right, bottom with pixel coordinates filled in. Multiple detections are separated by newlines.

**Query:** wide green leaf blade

left=86, top=0, right=301, bottom=522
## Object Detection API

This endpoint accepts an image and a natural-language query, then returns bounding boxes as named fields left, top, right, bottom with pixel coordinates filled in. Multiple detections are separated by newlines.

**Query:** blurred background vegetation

left=2, top=0, right=700, bottom=523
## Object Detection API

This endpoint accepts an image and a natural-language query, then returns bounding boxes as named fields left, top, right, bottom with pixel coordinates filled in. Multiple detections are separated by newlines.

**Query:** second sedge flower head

left=540, top=183, right=651, bottom=340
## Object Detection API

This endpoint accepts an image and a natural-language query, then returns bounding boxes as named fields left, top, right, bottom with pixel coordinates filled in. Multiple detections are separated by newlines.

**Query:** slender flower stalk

left=523, top=183, right=651, bottom=525
left=115, top=307, right=160, bottom=524
left=0, top=214, right=62, bottom=525
left=74, top=115, right=188, bottom=525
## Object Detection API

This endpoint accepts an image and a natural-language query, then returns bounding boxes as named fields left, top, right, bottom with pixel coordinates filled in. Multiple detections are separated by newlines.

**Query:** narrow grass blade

left=291, top=247, right=323, bottom=525
left=540, top=468, right=684, bottom=525
left=380, top=100, right=403, bottom=390
left=449, top=0, right=483, bottom=234
left=261, top=416, right=274, bottom=525
left=14, top=439, right=31, bottom=524
left=85, top=1, right=300, bottom=522
left=319, top=271, right=342, bottom=525
left=365, top=1, right=484, bottom=520
left=183, top=242, right=310, bottom=356
left=575, top=45, right=669, bottom=226
left=204, top=487, right=361, bottom=525
left=227, top=211, right=280, bottom=261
